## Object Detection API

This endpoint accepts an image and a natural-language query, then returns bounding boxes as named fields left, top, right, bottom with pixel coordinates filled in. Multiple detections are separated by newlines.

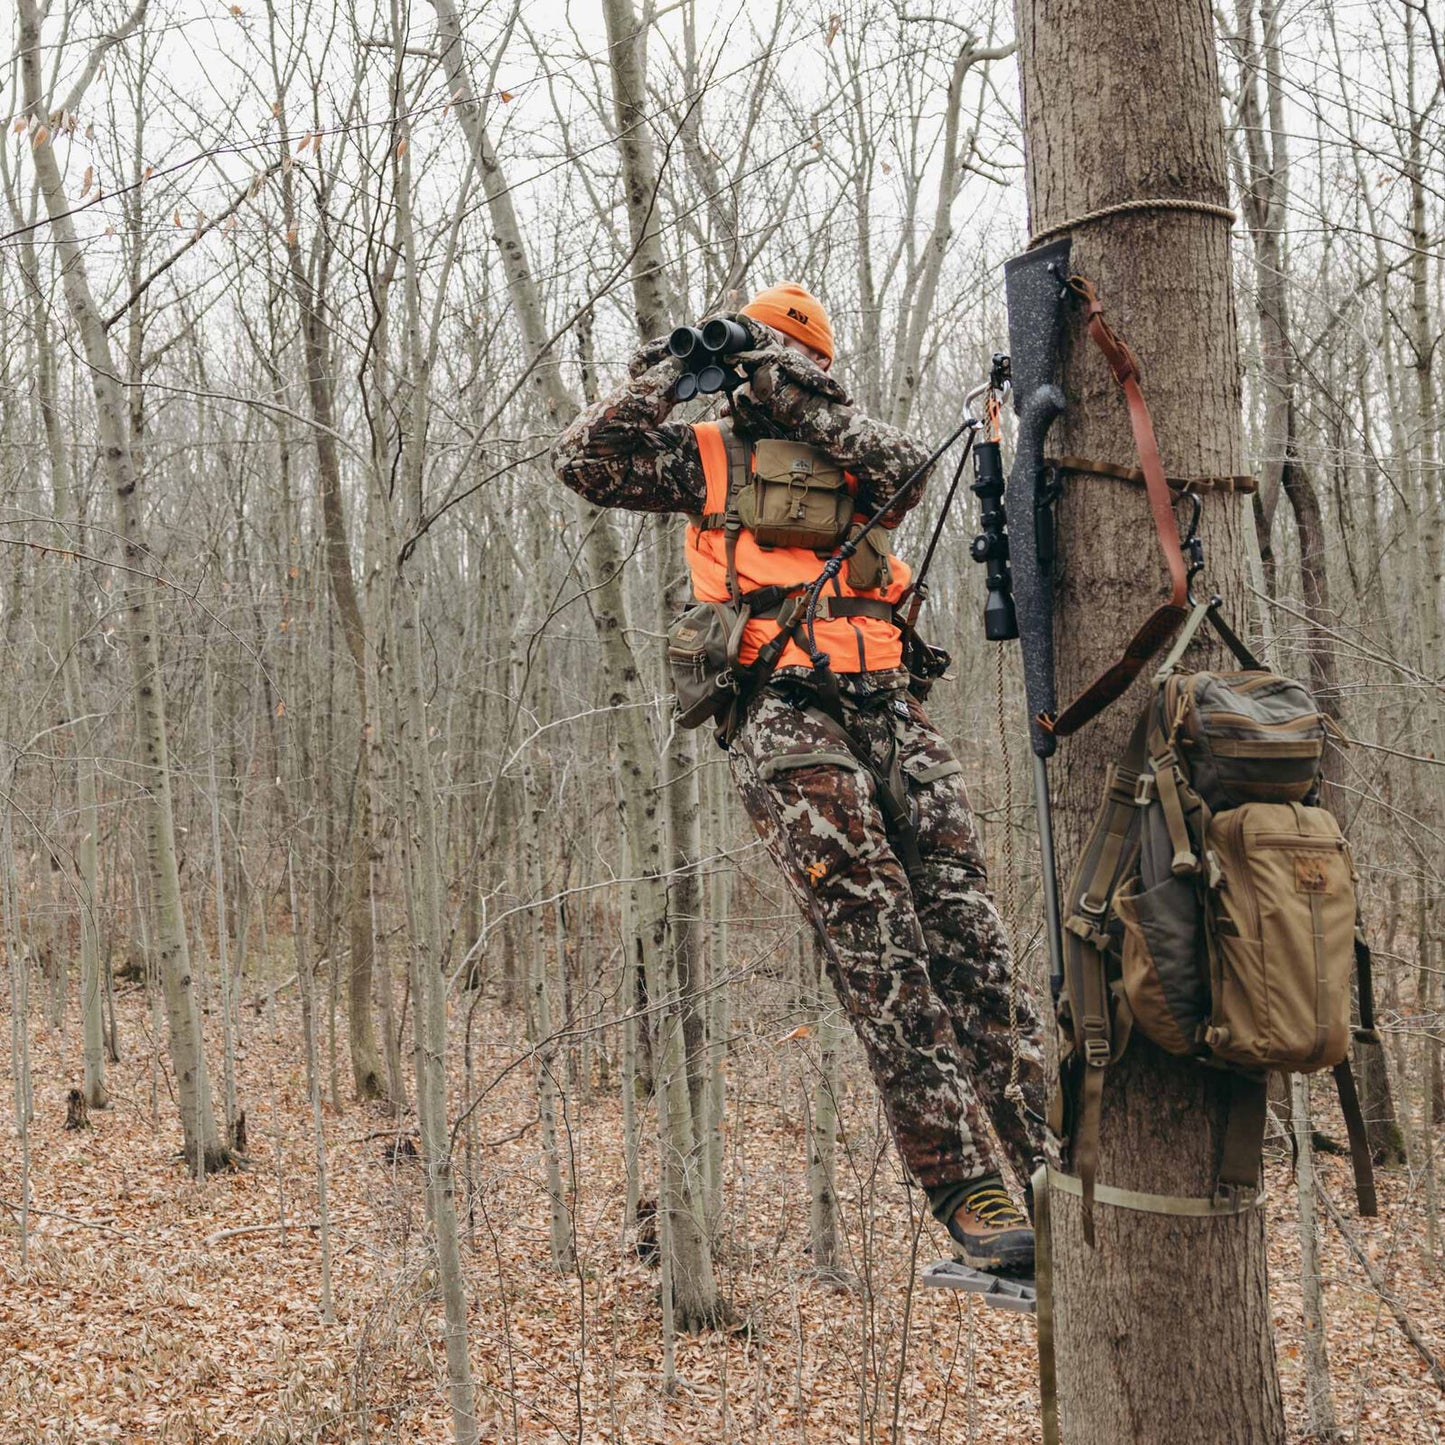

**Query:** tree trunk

left=433, top=0, right=721, bottom=1327
left=1291, top=1073, right=1341, bottom=1439
left=19, top=0, right=226, bottom=1172
left=12, top=226, right=108, bottom=1110
left=282, top=180, right=386, bottom=1105
left=1012, top=0, right=1284, bottom=1438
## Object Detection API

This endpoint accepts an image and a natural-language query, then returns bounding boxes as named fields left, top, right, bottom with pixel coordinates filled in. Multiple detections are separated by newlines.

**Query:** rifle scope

left=970, top=431, right=1020, bottom=643
left=965, top=358, right=1023, bottom=641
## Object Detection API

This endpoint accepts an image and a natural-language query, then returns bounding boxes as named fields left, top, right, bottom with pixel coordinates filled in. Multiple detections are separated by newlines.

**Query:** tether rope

left=1028, top=198, right=1236, bottom=251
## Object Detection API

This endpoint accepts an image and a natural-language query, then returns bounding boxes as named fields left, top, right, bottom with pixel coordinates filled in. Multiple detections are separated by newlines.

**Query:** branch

left=1320, top=1185, right=1445, bottom=1394
left=58, top=0, right=148, bottom=116
left=104, top=160, right=284, bottom=329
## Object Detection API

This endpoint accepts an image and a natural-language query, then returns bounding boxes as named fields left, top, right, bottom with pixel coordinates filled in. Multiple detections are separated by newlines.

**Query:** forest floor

left=1, top=983, right=1441, bottom=1444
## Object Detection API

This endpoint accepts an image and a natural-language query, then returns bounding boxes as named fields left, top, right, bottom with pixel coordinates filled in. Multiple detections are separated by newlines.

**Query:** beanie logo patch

left=786, top=306, right=810, bottom=325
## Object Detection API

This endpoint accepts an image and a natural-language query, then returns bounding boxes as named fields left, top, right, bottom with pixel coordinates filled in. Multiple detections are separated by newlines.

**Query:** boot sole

left=950, top=1237, right=1035, bottom=1276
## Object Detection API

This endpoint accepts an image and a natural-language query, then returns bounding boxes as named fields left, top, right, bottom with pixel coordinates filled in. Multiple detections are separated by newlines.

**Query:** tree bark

left=1012, top=0, right=1284, bottom=1438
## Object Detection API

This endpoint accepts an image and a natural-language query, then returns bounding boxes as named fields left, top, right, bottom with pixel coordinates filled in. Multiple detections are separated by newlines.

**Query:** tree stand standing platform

left=921, top=1261, right=1037, bottom=1313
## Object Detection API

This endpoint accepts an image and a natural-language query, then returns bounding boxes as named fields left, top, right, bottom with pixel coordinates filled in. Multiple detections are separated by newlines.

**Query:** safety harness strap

left=798, top=702, right=924, bottom=878
left=1045, top=277, right=1191, bottom=740
left=743, top=594, right=895, bottom=622
left=721, top=425, right=750, bottom=606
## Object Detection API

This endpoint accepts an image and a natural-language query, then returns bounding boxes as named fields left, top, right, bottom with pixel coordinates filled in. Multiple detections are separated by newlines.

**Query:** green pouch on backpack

left=1202, top=801, right=1356, bottom=1072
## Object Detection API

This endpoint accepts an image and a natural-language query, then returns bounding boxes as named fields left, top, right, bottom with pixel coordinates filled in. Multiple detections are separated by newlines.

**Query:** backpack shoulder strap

left=1331, top=1058, right=1379, bottom=1216
left=1059, top=703, right=1153, bottom=1240
left=718, top=421, right=750, bottom=606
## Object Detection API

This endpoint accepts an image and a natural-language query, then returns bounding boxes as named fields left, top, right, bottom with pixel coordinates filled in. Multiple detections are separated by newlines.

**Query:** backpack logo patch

left=1295, top=857, right=1331, bottom=894
left=786, top=306, right=810, bottom=325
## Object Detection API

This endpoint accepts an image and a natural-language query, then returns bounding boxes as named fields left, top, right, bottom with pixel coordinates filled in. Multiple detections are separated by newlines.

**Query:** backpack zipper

left=1225, top=809, right=1263, bottom=944
left=1200, top=711, right=1322, bottom=733
left=1250, top=832, right=1345, bottom=850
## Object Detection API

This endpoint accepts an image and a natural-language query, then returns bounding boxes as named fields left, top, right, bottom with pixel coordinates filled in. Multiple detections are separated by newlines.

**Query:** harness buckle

left=1083, top=1036, right=1110, bottom=1067
left=1212, top=1181, right=1246, bottom=1210
left=1133, top=771, right=1155, bottom=806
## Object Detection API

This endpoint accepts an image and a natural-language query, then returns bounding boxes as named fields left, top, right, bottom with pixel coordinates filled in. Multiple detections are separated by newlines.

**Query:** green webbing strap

left=1332, top=1059, right=1379, bottom=1216
left=1032, top=1164, right=1059, bottom=1445
left=1151, top=598, right=1214, bottom=685
left=1152, top=752, right=1199, bottom=875
left=1217, top=1074, right=1268, bottom=1202
left=1044, top=1164, right=1266, bottom=1216
left=1148, top=599, right=1262, bottom=681
left=1206, top=602, right=1264, bottom=670
left=1075, top=1064, right=1105, bottom=1246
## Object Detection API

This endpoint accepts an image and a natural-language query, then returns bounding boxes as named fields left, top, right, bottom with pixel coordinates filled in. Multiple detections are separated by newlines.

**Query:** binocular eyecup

left=700, top=317, right=749, bottom=353
left=668, top=317, right=751, bottom=398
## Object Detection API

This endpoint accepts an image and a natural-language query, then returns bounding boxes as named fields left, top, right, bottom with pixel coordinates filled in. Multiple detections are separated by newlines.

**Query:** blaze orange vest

left=685, top=421, right=909, bottom=674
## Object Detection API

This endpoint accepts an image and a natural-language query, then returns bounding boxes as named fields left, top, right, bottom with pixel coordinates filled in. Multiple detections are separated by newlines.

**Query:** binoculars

left=668, top=317, right=751, bottom=400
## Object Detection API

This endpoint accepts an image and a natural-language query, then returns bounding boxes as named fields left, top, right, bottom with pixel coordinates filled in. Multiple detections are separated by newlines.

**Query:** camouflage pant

left=729, top=679, right=1046, bottom=1190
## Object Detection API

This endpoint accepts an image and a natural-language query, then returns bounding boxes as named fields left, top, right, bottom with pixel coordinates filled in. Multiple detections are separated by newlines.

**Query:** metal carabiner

left=1179, top=487, right=1206, bottom=604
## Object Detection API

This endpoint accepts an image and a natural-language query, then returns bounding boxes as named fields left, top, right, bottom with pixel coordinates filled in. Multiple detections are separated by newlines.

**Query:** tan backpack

left=1057, top=667, right=1379, bottom=1240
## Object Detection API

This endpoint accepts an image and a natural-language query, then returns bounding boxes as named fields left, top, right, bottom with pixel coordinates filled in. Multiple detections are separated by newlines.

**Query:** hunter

left=552, top=283, right=1047, bottom=1274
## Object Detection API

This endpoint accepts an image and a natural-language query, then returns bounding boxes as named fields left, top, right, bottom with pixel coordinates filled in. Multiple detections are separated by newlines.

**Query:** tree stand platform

left=921, top=1261, right=1037, bottom=1313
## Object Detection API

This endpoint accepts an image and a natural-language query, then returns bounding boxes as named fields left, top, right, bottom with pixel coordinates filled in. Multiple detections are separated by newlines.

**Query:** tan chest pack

left=689, top=430, right=894, bottom=591
left=1057, top=667, right=1378, bottom=1238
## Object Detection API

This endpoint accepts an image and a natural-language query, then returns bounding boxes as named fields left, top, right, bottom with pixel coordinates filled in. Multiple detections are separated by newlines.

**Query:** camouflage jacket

left=551, top=324, right=934, bottom=527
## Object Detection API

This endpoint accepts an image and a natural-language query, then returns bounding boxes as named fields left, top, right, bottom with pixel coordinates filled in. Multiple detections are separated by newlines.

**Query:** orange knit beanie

left=741, top=282, right=834, bottom=364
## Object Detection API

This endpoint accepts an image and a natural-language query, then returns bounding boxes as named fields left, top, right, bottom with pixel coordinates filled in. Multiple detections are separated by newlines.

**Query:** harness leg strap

left=801, top=704, right=926, bottom=881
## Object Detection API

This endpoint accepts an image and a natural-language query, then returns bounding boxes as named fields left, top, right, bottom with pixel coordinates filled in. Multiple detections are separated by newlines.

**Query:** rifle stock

left=1004, top=237, right=1071, bottom=761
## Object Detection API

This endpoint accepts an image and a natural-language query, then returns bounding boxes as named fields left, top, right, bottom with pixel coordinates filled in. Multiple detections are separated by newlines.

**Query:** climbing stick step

left=921, top=1261, right=1038, bottom=1314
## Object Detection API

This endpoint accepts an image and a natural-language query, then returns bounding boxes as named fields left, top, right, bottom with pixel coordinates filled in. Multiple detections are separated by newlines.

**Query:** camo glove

left=731, top=345, right=852, bottom=434
left=627, top=334, right=679, bottom=380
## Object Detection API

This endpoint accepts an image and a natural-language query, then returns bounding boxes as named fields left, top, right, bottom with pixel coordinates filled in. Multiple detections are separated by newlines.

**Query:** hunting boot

left=943, top=1175, right=1035, bottom=1275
